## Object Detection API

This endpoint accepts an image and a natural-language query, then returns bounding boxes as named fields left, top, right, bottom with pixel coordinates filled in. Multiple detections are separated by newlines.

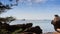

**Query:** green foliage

left=0, top=0, right=19, bottom=14
left=0, top=16, right=16, bottom=24
left=12, top=28, right=23, bottom=34
left=0, top=0, right=20, bottom=34
left=0, top=2, right=11, bottom=14
left=5, top=16, right=16, bottom=23
left=0, top=29, right=9, bottom=34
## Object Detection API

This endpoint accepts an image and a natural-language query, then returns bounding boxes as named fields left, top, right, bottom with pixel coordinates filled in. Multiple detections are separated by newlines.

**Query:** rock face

left=24, top=26, right=42, bottom=34
left=0, top=22, right=42, bottom=34
left=51, top=20, right=60, bottom=32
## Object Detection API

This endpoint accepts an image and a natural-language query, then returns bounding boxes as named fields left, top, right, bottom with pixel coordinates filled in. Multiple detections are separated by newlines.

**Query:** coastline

left=44, top=32, right=60, bottom=34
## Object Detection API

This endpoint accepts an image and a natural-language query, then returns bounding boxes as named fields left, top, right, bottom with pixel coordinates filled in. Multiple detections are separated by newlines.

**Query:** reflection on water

left=10, top=20, right=55, bottom=33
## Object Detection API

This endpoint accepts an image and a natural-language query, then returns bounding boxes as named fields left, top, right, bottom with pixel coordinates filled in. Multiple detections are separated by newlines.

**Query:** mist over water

left=10, top=20, right=55, bottom=33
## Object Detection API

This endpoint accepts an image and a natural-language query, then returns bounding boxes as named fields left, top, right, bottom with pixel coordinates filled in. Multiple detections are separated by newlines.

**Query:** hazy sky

left=1, top=0, right=60, bottom=20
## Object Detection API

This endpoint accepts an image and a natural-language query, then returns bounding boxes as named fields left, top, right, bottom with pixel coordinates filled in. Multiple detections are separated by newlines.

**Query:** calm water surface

left=10, top=20, right=55, bottom=33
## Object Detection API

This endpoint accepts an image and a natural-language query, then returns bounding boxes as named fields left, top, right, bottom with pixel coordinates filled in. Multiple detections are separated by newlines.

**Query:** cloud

left=19, top=0, right=48, bottom=3
left=18, top=0, right=48, bottom=5
left=27, top=0, right=32, bottom=2
left=33, top=0, right=48, bottom=3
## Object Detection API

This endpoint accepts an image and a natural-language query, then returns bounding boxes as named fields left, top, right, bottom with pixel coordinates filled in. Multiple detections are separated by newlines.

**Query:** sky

left=0, top=0, right=60, bottom=20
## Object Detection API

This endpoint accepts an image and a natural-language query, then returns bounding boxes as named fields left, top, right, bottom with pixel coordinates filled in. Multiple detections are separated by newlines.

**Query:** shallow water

left=10, top=20, right=55, bottom=33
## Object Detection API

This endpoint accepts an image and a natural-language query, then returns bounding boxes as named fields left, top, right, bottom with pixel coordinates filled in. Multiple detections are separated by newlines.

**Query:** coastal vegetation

left=0, top=0, right=42, bottom=34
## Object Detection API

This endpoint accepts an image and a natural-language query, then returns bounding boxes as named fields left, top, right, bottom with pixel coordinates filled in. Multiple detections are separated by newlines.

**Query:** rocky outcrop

left=51, top=20, right=60, bottom=32
left=0, top=22, right=42, bottom=34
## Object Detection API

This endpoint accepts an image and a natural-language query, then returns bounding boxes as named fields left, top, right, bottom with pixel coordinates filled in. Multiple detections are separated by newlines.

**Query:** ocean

left=10, top=20, right=55, bottom=33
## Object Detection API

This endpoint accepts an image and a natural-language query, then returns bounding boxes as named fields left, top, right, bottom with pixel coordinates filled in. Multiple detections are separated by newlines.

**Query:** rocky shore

left=44, top=32, right=60, bottom=34
left=11, top=31, right=60, bottom=34
left=0, top=22, right=42, bottom=34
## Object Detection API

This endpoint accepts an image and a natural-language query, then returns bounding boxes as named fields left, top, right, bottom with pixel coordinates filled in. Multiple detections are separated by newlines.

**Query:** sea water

left=10, top=20, right=55, bottom=33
